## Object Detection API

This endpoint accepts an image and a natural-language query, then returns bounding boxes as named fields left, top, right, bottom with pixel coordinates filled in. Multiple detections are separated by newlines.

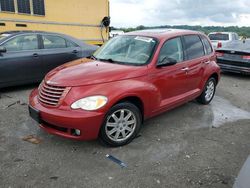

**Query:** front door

left=150, top=37, right=189, bottom=111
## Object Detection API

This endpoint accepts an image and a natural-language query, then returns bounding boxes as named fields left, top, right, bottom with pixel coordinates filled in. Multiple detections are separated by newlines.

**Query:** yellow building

left=0, top=0, right=110, bottom=45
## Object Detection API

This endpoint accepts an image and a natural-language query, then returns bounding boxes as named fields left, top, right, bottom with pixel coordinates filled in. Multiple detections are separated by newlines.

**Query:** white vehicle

left=109, top=30, right=125, bottom=38
left=208, top=32, right=239, bottom=49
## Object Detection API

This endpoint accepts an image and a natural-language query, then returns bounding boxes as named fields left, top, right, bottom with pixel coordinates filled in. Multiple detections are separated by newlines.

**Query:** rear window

left=208, top=34, right=229, bottom=41
left=183, top=35, right=205, bottom=60
left=201, top=36, right=213, bottom=55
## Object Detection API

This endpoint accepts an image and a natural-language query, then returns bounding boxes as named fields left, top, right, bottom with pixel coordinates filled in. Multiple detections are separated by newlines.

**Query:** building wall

left=0, top=0, right=109, bottom=44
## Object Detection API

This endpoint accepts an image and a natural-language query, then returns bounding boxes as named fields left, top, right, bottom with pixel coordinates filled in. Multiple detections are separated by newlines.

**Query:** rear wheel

left=99, top=102, right=142, bottom=147
left=197, top=77, right=216, bottom=105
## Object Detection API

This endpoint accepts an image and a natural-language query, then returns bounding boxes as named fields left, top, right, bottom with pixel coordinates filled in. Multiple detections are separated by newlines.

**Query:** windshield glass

left=94, top=35, right=157, bottom=65
left=208, top=34, right=229, bottom=41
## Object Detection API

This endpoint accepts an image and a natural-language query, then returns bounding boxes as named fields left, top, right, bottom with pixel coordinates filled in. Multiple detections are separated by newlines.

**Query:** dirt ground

left=0, top=73, right=250, bottom=188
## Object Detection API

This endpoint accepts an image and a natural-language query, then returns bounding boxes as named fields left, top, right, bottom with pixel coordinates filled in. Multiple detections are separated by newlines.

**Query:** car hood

left=44, top=58, right=148, bottom=87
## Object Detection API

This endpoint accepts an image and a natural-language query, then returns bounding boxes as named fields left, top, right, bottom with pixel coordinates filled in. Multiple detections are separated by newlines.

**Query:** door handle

left=33, top=53, right=39, bottom=58
left=181, top=67, right=189, bottom=71
left=72, top=50, right=78, bottom=54
left=203, top=61, right=210, bottom=65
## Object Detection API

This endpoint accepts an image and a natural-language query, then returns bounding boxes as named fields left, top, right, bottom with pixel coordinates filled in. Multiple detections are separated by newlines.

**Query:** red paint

left=29, top=30, right=220, bottom=141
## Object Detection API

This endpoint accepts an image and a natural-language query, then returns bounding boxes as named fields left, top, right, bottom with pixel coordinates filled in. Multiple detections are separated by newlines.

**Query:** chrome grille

left=38, top=82, right=66, bottom=106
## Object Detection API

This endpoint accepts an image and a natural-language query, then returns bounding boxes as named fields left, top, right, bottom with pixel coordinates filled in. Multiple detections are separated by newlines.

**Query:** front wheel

left=99, top=102, right=142, bottom=147
left=197, top=77, right=217, bottom=105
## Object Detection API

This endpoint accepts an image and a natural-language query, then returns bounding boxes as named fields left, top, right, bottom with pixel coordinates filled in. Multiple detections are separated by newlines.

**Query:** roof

left=126, top=29, right=203, bottom=40
left=208, top=32, right=236, bottom=35
left=0, top=30, right=98, bottom=49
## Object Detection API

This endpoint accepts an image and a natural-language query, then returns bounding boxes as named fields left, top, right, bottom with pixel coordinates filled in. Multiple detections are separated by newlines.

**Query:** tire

left=99, top=102, right=142, bottom=147
left=197, top=77, right=217, bottom=105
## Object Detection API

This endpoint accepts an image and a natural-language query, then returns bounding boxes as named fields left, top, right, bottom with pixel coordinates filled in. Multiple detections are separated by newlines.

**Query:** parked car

left=109, top=30, right=125, bottom=38
left=29, top=29, right=220, bottom=146
left=216, top=40, right=250, bottom=74
left=208, top=32, right=239, bottom=49
left=0, top=31, right=98, bottom=88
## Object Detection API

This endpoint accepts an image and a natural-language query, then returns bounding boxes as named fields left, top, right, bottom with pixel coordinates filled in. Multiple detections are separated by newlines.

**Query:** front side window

left=0, top=0, right=15, bottom=12
left=2, top=34, right=38, bottom=52
left=94, top=35, right=157, bottom=65
left=158, top=37, right=183, bottom=64
left=42, top=35, right=67, bottom=49
left=183, top=35, right=205, bottom=60
left=201, top=35, right=213, bottom=55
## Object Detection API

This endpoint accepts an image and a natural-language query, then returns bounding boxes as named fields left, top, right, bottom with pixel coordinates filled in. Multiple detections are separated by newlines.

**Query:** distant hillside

left=111, top=25, right=250, bottom=37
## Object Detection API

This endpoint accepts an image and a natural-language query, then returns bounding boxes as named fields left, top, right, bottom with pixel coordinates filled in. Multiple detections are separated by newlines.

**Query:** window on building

left=0, top=0, right=15, bottom=12
left=17, top=0, right=31, bottom=14
left=32, top=0, right=45, bottom=15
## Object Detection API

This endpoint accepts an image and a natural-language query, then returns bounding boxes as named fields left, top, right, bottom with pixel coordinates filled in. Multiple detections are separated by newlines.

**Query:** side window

left=158, top=37, right=183, bottom=63
left=42, top=35, right=67, bottom=49
left=201, top=35, right=213, bottom=55
left=66, top=40, right=78, bottom=48
left=183, top=35, right=205, bottom=60
left=2, top=34, right=38, bottom=52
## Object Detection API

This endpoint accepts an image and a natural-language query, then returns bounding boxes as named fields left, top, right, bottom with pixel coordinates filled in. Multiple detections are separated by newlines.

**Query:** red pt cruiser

left=29, top=29, right=220, bottom=146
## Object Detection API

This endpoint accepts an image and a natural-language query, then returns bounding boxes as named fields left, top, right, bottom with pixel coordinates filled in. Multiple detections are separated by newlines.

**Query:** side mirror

left=0, top=46, right=7, bottom=53
left=157, top=57, right=177, bottom=67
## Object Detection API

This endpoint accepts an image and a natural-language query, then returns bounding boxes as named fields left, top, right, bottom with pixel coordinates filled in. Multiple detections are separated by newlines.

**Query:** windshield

left=208, top=34, right=229, bottom=41
left=93, top=35, right=157, bottom=65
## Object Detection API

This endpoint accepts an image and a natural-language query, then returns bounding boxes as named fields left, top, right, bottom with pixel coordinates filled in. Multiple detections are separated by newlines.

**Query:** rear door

left=39, top=34, right=81, bottom=75
left=182, top=35, right=207, bottom=96
left=0, top=34, right=43, bottom=86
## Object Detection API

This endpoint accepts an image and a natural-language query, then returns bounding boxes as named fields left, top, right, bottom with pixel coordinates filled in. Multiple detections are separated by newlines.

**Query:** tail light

left=217, top=42, right=222, bottom=48
left=216, top=52, right=224, bottom=57
left=242, top=55, right=250, bottom=60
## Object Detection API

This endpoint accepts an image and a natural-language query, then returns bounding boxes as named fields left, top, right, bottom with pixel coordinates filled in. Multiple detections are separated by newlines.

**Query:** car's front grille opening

left=38, top=82, right=67, bottom=106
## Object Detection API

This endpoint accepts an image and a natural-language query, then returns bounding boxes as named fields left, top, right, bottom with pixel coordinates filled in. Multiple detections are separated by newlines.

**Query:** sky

left=109, top=0, right=250, bottom=27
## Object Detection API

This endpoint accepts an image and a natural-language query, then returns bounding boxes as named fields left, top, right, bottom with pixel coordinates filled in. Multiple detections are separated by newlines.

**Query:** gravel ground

left=0, top=73, right=249, bottom=188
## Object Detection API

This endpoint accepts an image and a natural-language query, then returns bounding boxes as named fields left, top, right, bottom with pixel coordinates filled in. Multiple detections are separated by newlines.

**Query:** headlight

left=71, top=96, right=108, bottom=111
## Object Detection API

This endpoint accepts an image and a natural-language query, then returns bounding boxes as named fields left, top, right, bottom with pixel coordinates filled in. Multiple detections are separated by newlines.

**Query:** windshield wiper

left=89, top=55, right=97, bottom=60
left=98, top=58, right=117, bottom=63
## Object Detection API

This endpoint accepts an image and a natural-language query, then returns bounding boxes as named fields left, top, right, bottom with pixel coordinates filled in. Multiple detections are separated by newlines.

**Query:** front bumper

left=29, top=89, right=105, bottom=140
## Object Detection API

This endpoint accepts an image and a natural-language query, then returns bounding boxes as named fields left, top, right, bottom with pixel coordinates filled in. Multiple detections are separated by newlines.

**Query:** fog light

left=75, top=129, right=81, bottom=136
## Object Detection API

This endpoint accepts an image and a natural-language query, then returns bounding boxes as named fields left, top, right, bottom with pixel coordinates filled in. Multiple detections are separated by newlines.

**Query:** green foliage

left=112, top=25, right=250, bottom=37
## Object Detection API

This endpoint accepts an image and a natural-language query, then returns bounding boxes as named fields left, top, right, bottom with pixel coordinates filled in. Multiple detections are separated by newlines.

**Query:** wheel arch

left=112, top=96, right=145, bottom=122
left=209, top=72, right=219, bottom=85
